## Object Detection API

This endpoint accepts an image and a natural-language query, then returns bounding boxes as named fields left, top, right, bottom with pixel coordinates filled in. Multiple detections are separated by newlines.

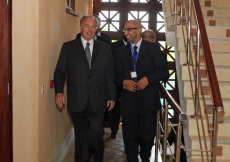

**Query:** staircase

left=162, top=0, right=230, bottom=161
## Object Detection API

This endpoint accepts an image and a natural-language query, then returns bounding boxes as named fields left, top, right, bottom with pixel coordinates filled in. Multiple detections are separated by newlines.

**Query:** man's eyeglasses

left=142, top=36, right=155, bottom=40
left=123, top=28, right=139, bottom=32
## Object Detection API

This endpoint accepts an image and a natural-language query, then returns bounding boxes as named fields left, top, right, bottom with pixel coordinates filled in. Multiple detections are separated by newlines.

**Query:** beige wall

left=13, top=0, right=92, bottom=161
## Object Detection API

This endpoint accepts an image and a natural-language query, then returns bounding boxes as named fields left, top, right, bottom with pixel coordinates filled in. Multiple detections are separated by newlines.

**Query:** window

left=157, top=12, right=165, bottom=32
left=128, top=11, right=149, bottom=29
left=99, top=11, right=120, bottom=31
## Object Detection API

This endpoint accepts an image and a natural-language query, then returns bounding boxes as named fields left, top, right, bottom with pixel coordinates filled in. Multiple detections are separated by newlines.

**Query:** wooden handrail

left=193, top=0, right=224, bottom=116
left=158, top=83, right=187, bottom=121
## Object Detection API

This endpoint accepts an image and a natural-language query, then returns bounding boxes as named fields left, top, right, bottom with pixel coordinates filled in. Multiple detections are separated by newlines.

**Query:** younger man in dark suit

left=54, top=15, right=116, bottom=162
left=114, top=20, right=168, bottom=162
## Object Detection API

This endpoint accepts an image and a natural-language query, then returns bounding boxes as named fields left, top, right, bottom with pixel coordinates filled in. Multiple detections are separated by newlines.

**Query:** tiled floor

left=62, top=127, right=163, bottom=162
left=62, top=127, right=126, bottom=162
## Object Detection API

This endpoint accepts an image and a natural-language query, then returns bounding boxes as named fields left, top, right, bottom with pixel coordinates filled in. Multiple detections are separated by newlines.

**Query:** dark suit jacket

left=112, top=40, right=127, bottom=97
left=54, top=38, right=116, bottom=113
left=100, top=32, right=111, bottom=41
left=114, top=40, right=169, bottom=115
left=111, top=40, right=126, bottom=57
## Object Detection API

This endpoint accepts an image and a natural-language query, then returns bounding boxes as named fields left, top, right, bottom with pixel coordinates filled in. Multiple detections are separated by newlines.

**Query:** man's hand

left=123, top=79, right=138, bottom=92
left=55, top=93, right=65, bottom=109
left=107, top=100, right=115, bottom=111
left=137, top=76, right=149, bottom=90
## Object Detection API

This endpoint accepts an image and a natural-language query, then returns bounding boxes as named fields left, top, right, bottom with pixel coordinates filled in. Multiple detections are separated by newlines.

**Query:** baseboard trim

left=52, top=127, right=74, bottom=162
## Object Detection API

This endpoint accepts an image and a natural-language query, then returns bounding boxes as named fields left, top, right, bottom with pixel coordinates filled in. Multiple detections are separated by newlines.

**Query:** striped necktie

left=85, top=42, right=91, bottom=69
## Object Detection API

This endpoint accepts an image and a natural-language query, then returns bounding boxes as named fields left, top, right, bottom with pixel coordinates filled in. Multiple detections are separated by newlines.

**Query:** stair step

left=204, top=17, right=230, bottom=27
left=185, top=98, right=230, bottom=118
left=191, top=158, right=230, bottom=162
left=190, top=135, right=230, bottom=145
left=189, top=135, right=230, bottom=144
left=188, top=117, right=230, bottom=137
left=200, top=0, right=230, bottom=8
left=183, top=81, right=230, bottom=100
left=182, top=66, right=230, bottom=82
left=179, top=51, right=230, bottom=67
left=201, top=52, right=230, bottom=67
left=176, top=25, right=230, bottom=39
left=189, top=136, right=230, bottom=160
left=190, top=7, right=230, bottom=25
left=191, top=17, right=230, bottom=27
left=201, top=7, right=230, bottom=19
left=206, top=27, right=230, bottom=39
left=209, top=38, right=230, bottom=52
left=190, top=26, right=230, bottom=39
left=176, top=37, right=230, bottom=52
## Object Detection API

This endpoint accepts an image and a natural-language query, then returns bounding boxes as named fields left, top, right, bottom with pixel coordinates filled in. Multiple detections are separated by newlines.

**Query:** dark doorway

left=0, top=0, right=13, bottom=161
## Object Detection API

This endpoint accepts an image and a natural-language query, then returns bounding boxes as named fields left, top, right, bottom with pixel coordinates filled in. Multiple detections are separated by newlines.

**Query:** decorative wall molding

left=52, top=127, right=74, bottom=162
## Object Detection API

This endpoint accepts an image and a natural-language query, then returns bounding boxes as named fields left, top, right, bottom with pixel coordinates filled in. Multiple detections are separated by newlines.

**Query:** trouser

left=110, top=99, right=120, bottom=135
left=122, top=93, right=157, bottom=162
left=70, top=100, right=105, bottom=162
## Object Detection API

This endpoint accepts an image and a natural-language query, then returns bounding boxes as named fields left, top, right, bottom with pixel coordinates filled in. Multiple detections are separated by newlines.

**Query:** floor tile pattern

left=62, top=128, right=163, bottom=162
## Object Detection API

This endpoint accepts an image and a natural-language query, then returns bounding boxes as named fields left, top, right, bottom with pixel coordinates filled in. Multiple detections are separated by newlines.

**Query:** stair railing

left=165, top=0, right=225, bottom=161
left=155, top=83, right=187, bottom=162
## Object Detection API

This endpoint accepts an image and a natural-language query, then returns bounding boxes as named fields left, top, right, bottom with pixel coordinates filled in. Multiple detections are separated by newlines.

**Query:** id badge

left=130, top=71, right=137, bottom=78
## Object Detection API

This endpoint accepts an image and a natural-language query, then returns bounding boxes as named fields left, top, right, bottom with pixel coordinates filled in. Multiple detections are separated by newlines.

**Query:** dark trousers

left=109, top=99, right=120, bottom=135
left=69, top=100, right=105, bottom=162
left=122, top=93, right=157, bottom=162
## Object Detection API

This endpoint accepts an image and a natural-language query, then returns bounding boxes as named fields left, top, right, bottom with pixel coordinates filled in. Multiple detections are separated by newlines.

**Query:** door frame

left=0, top=0, right=13, bottom=161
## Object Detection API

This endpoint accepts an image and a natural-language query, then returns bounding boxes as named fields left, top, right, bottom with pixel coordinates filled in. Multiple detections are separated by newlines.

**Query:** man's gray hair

left=80, top=15, right=97, bottom=27
left=92, top=14, right=101, bottom=30
left=141, top=29, right=156, bottom=39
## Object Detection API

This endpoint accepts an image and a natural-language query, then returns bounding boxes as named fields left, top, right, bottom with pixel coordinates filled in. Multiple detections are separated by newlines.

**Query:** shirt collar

left=131, top=38, right=142, bottom=53
left=123, top=39, right=128, bottom=45
left=81, top=37, right=94, bottom=48
left=97, top=31, right=101, bottom=36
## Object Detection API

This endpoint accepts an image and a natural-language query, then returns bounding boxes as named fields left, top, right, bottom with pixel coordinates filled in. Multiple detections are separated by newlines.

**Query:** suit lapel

left=91, top=40, right=100, bottom=65
left=124, top=45, right=134, bottom=68
left=119, top=40, right=125, bottom=47
left=75, top=38, right=89, bottom=66
left=137, top=41, right=148, bottom=65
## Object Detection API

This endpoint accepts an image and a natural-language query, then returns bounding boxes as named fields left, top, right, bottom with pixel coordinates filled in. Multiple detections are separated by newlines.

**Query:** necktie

left=133, top=46, right=138, bottom=68
left=85, top=42, right=91, bottom=69
left=133, top=46, right=138, bottom=82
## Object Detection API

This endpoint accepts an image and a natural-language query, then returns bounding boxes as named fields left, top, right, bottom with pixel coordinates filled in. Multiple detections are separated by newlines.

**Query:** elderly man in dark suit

left=54, top=15, right=116, bottom=162
left=114, top=20, right=168, bottom=162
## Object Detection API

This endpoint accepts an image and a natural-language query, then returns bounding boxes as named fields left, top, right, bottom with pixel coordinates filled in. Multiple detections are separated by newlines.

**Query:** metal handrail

left=158, top=83, right=187, bottom=121
left=154, top=83, right=187, bottom=162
